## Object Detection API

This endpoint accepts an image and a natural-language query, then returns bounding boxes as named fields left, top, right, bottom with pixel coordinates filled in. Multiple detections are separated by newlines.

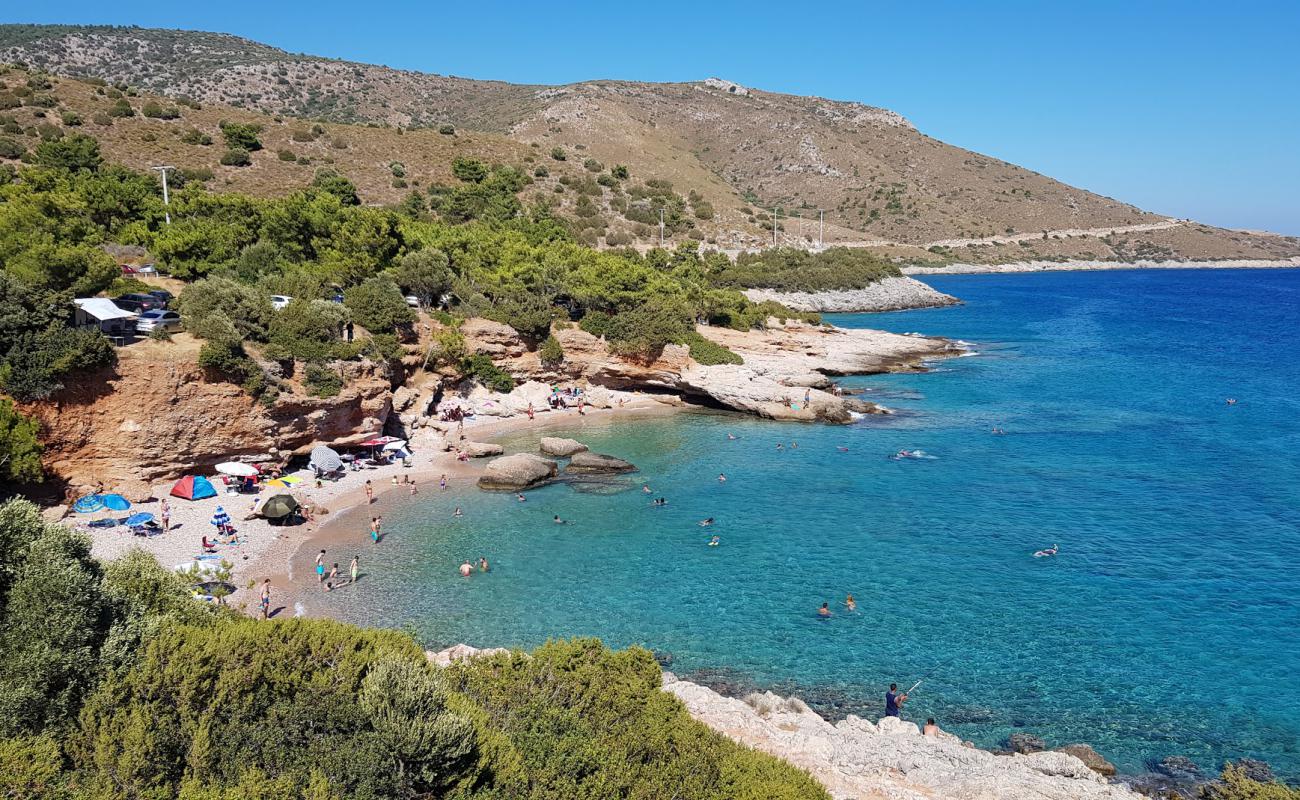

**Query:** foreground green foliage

left=1202, top=765, right=1300, bottom=799
left=0, top=499, right=829, bottom=800
left=0, top=398, right=42, bottom=483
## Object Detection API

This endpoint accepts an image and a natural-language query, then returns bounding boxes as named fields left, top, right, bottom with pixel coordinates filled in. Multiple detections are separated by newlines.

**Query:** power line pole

left=151, top=165, right=174, bottom=225
left=771, top=207, right=778, bottom=247
left=659, top=207, right=665, bottom=247
left=819, top=210, right=825, bottom=249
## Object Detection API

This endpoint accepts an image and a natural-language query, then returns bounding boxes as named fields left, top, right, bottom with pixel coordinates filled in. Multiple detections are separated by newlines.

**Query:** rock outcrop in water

left=661, top=676, right=1141, bottom=800
left=539, top=437, right=589, bottom=457
left=477, top=453, right=558, bottom=490
left=564, top=452, right=637, bottom=474
left=744, top=277, right=960, bottom=313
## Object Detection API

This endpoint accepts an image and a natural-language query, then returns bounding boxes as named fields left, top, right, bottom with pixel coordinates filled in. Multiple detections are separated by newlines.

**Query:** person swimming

left=718, top=473, right=727, bottom=483
left=698, top=517, right=714, bottom=527
left=817, top=602, right=831, bottom=618
left=727, top=433, right=737, bottom=440
left=708, top=535, right=720, bottom=547
left=642, top=484, right=652, bottom=493
left=452, top=507, right=463, bottom=517
left=1226, top=398, right=1238, bottom=405
left=478, top=556, right=490, bottom=572
left=516, top=493, right=527, bottom=502
left=1033, top=544, right=1059, bottom=558
left=458, top=561, right=473, bottom=577
left=775, top=443, right=784, bottom=450
left=846, top=594, right=857, bottom=611
left=554, top=515, right=567, bottom=524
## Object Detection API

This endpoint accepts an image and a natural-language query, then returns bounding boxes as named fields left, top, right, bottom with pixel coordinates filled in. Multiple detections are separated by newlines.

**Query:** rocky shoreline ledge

left=903, top=256, right=1300, bottom=275
left=431, top=645, right=1139, bottom=799
left=744, top=277, right=961, bottom=313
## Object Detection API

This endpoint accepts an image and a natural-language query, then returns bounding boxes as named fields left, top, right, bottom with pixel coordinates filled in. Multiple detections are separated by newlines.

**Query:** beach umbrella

left=73, top=495, right=107, bottom=514
left=215, top=462, right=259, bottom=477
left=260, top=494, right=299, bottom=520
left=100, top=494, right=132, bottom=511
left=210, top=507, right=231, bottom=527
left=125, top=512, right=154, bottom=526
left=310, top=445, right=344, bottom=473
left=381, top=439, right=408, bottom=452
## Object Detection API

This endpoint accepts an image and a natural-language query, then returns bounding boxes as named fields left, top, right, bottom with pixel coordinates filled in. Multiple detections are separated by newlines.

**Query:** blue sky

left=6, top=0, right=1298, bottom=234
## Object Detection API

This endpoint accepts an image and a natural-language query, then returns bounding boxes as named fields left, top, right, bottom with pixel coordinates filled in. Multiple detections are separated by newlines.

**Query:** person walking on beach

left=369, top=517, right=379, bottom=543
left=527, top=402, right=535, bottom=421
left=316, top=550, right=326, bottom=583
left=365, top=480, right=374, bottom=504
left=885, top=683, right=908, bottom=718
left=349, top=555, right=359, bottom=584
left=260, top=579, right=271, bottom=619
left=160, top=499, right=171, bottom=531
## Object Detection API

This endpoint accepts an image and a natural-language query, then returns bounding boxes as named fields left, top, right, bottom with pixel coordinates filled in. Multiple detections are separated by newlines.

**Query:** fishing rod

left=906, top=679, right=924, bottom=696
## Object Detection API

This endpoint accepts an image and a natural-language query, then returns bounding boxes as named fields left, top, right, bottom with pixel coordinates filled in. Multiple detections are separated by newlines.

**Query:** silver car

left=135, top=309, right=183, bottom=333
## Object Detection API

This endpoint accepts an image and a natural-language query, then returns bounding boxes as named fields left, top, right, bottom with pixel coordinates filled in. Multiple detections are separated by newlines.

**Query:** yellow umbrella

left=264, top=476, right=301, bottom=489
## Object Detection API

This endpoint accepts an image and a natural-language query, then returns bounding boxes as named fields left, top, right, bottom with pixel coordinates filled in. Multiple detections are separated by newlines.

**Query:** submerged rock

left=565, top=452, right=637, bottom=474
left=1151, top=755, right=1203, bottom=783
left=540, top=436, right=588, bottom=457
left=1056, top=744, right=1117, bottom=776
left=1007, top=732, right=1048, bottom=754
left=477, top=453, right=558, bottom=490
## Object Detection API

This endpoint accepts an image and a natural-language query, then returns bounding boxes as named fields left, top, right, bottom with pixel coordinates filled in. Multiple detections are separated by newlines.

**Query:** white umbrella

left=216, top=462, right=259, bottom=477
left=381, top=440, right=408, bottom=452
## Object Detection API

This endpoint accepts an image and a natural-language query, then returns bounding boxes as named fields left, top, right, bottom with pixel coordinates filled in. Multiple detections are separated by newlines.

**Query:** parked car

left=135, top=309, right=183, bottom=333
left=404, top=295, right=421, bottom=308
left=120, top=263, right=158, bottom=275
left=114, top=293, right=162, bottom=313
left=271, top=295, right=293, bottom=310
left=146, top=289, right=174, bottom=308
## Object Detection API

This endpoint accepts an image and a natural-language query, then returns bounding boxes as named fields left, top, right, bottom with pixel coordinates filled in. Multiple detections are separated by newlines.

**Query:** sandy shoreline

left=245, top=398, right=684, bottom=615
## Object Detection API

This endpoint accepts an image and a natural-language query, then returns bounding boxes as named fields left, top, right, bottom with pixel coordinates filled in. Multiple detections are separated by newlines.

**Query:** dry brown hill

left=3, top=24, right=1297, bottom=263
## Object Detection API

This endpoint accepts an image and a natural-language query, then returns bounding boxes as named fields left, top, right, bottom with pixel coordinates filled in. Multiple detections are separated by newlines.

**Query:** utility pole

left=772, top=207, right=778, bottom=247
left=819, top=210, right=825, bottom=249
left=659, top=207, right=665, bottom=247
left=151, top=165, right=174, bottom=225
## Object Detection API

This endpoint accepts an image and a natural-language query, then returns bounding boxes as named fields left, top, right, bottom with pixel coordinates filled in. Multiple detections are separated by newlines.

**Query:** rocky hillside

left=3, top=24, right=1297, bottom=262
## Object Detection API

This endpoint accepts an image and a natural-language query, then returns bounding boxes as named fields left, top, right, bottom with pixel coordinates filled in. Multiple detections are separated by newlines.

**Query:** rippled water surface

left=324, top=268, right=1300, bottom=776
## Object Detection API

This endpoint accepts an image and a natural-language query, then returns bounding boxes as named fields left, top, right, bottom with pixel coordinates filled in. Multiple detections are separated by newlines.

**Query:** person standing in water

left=818, top=602, right=831, bottom=618
left=315, top=550, right=326, bottom=582
left=478, top=557, right=490, bottom=572
left=364, top=480, right=374, bottom=504
left=440, top=474, right=448, bottom=491
left=349, top=555, right=359, bottom=584
left=845, top=594, right=857, bottom=611
left=459, top=561, right=473, bottom=577
left=259, top=579, right=271, bottom=619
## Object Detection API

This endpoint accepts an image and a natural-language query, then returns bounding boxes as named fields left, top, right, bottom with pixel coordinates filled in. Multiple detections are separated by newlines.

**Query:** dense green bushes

left=684, top=332, right=743, bottom=365
left=715, top=247, right=901, bottom=291
left=0, top=501, right=828, bottom=799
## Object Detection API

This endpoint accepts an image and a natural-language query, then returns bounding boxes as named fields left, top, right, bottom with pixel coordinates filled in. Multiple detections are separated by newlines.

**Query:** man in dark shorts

left=885, top=683, right=907, bottom=718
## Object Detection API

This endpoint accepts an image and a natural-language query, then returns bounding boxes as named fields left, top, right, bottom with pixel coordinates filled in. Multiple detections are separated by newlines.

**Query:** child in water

left=846, top=594, right=857, bottom=611
left=708, top=535, right=720, bottom=547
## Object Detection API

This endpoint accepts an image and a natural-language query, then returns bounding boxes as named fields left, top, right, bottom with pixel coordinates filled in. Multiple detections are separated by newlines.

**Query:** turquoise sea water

left=323, top=268, right=1300, bottom=777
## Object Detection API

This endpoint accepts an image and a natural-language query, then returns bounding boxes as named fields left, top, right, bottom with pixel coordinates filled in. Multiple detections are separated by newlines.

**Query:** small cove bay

left=321, top=268, right=1300, bottom=777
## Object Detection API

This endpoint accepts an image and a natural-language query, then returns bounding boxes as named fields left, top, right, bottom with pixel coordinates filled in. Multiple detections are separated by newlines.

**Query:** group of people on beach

left=314, top=549, right=360, bottom=593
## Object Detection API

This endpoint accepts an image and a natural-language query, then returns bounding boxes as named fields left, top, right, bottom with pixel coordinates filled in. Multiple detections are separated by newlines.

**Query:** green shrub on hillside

left=219, top=120, right=263, bottom=151
left=539, top=334, right=564, bottom=366
left=219, top=147, right=252, bottom=166
left=344, top=276, right=416, bottom=333
left=460, top=353, right=515, bottom=393
left=106, top=98, right=134, bottom=117
left=304, top=363, right=344, bottom=397
left=550, top=146, right=566, bottom=161
left=0, top=399, right=42, bottom=484
left=684, top=331, right=743, bottom=365
left=438, top=124, right=456, bottom=135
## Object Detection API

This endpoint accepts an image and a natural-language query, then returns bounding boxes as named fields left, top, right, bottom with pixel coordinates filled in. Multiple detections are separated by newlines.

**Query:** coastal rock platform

left=662, top=677, right=1141, bottom=800
left=744, top=277, right=960, bottom=313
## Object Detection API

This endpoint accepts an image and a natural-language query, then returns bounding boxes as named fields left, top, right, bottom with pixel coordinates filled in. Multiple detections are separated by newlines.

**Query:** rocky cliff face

left=662, top=677, right=1141, bottom=800
left=23, top=355, right=392, bottom=499
left=459, top=318, right=954, bottom=423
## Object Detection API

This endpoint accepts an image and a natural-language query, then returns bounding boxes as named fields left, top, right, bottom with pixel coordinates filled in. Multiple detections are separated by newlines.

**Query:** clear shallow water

left=325, top=269, right=1300, bottom=777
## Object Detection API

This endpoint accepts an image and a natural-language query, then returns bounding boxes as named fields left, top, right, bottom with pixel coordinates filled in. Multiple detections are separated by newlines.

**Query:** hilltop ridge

left=2, top=24, right=1297, bottom=262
